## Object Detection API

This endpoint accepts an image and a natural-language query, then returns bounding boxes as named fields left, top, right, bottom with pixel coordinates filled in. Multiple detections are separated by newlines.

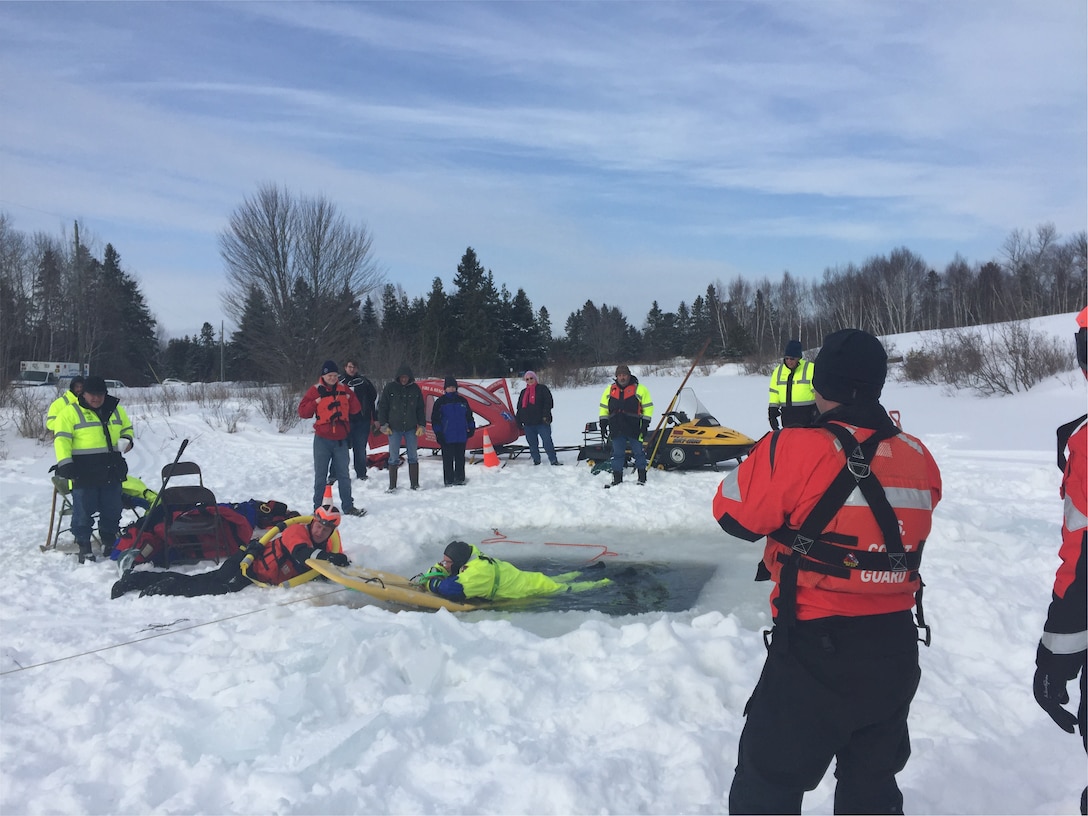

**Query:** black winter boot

left=77, top=541, right=96, bottom=564
left=409, top=463, right=420, bottom=490
left=387, top=466, right=398, bottom=493
left=637, top=468, right=647, bottom=485
left=611, top=470, right=623, bottom=486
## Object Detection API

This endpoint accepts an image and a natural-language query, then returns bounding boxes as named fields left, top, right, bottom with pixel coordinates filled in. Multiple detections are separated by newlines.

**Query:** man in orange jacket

left=1033, top=307, right=1087, bottom=815
left=714, top=328, right=942, bottom=814
left=299, top=360, right=364, bottom=515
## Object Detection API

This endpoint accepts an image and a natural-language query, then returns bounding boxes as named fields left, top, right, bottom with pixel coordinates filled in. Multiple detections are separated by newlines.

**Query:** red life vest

left=312, top=382, right=353, bottom=440
left=247, top=522, right=340, bottom=585
left=714, top=420, right=942, bottom=621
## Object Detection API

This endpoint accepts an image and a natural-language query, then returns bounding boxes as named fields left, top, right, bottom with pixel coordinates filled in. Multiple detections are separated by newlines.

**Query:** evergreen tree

left=450, top=247, right=500, bottom=376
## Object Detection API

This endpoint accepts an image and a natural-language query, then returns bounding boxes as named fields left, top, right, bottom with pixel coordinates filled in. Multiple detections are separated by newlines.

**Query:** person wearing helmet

left=416, top=540, right=610, bottom=603
left=110, top=507, right=350, bottom=599
left=1032, top=307, right=1087, bottom=814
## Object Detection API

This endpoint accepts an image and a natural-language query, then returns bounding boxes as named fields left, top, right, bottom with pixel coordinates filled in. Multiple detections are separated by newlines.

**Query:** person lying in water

left=416, top=540, right=610, bottom=603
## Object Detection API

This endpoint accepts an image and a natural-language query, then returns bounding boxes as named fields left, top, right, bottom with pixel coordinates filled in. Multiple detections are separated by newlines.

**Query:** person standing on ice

left=52, top=376, right=134, bottom=564
left=1032, top=306, right=1087, bottom=815
left=712, top=328, right=942, bottom=814
left=598, top=364, right=654, bottom=486
left=431, top=376, right=475, bottom=486
left=377, top=363, right=426, bottom=492
left=416, top=540, right=609, bottom=602
left=339, top=358, right=378, bottom=481
left=767, top=339, right=817, bottom=430
left=516, top=370, right=561, bottom=466
left=298, top=360, right=365, bottom=516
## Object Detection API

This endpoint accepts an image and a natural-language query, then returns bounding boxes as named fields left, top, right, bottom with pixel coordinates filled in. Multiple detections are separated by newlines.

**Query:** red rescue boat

left=369, top=378, right=522, bottom=451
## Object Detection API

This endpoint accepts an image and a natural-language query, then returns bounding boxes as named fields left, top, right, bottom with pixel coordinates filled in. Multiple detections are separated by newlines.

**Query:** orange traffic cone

left=482, top=431, right=500, bottom=468
left=321, top=481, right=334, bottom=508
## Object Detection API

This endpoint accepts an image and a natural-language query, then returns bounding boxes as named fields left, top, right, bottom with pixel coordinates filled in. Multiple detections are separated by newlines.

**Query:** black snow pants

left=729, top=610, right=920, bottom=815
left=111, top=552, right=251, bottom=599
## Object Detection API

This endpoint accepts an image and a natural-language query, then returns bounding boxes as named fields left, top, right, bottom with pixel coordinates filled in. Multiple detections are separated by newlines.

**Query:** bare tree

left=220, top=184, right=384, bottom=384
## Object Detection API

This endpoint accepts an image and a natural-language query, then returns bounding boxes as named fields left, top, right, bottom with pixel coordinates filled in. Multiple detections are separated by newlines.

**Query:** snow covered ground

left=1, top=313, right=1085, bottom=814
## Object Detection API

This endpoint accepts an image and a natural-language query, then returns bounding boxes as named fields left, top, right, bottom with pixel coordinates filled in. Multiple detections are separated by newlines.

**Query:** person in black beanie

left=430, top=376, right=475, bottom=486
left=714, top=328, right=942, bottom=814
left=767, top=340, right=817, bottom=429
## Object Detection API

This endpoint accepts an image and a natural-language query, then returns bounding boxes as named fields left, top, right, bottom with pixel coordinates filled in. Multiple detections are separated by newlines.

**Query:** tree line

left=2, top=183, right=1084, bottom=388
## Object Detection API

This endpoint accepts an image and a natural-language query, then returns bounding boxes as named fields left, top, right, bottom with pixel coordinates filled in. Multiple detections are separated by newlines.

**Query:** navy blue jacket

left=431, top=393, right=476, bottom=445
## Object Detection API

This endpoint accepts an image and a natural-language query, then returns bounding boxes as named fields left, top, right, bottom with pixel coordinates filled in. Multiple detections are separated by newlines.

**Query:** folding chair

left=158, top=461, right=228, bottom=567
left=49, top=476, right=99, bottom=551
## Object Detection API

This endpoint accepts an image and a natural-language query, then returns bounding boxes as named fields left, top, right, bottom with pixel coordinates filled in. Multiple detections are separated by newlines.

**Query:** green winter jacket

left=426, top=544, right=610, bottom=602
left=378, top=364, right=426, bottom=431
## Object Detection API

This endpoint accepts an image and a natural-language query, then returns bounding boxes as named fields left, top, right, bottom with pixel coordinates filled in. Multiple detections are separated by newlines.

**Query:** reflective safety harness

left=768, top=422, right=931, bottom=649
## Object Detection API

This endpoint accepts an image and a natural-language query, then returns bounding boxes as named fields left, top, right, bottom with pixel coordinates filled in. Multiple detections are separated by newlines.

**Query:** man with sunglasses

left=111, top=506, right=350, bottom=599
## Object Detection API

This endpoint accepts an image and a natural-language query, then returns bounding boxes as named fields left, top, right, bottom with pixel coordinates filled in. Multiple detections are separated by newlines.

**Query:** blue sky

left=1, top=1, right=1085, bottom=338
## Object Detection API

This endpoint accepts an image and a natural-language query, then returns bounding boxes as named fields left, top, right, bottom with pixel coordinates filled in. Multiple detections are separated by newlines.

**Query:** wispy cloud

left=0, top=1, right=1083, bottom=335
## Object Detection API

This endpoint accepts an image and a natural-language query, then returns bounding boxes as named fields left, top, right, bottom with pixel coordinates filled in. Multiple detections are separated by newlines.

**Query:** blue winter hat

left=783, top=340, right=803, bottom=358
left=444, top=376, right=458, bottom=389
left=321, top=360, right=338, bottom=375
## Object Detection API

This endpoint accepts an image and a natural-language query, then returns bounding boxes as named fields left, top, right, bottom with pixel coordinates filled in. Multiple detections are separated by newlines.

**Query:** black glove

left=317, top=385, right=332, bottom=397
left=598, top=418, right=609, bottom=436
left=54, top=462, right=76, bottom=480
left=640, top=417, right=651, bottom=438
left=1033, top=642, right=1083, bottom=733
left=768, top=406, right=781, bottom=431
left=316, top=550, right=350, bottom=568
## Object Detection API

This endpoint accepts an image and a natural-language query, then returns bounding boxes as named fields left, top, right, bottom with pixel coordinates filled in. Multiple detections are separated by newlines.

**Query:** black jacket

left=378, top=364, right=426, bottom=431
left=516, top=383, right=554, bottom=427
left=340, top=373, right=377, bottom=423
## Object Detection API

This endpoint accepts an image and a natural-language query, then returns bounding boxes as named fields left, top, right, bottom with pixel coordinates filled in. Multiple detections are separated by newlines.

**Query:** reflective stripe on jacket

left=431, top=544, right=566, bottom=601
left=1041, top=419, right=1088, bottom=655
left=53, top=397, right=133, bottom=487
left=768, top=360, right=816, bottom=409
left=598, top=378, right=654, bottom=439
left=713, top=418, right=942, bottom=621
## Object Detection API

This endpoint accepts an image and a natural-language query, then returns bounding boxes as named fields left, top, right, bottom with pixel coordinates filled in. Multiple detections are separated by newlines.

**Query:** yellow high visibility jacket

left=45, top=391, right=80, bottom=433
left=768, top=360, right=817, bottom=427
left=53, top=396, right=133, bottom=487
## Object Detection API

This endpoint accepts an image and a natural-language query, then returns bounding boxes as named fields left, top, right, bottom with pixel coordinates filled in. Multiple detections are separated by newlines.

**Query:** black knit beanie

left=812, top=329, right=887, bottom=405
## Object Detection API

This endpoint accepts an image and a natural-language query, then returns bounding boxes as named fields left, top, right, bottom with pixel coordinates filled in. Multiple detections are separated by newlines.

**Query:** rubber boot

left=611, top=470, right=623, bottom=487
left=387, top=466, right=398, bottom=493
left=637, top=468, right=647, bottom=485
left=409, top=463, right=420, bottom=490
left=77, top=541, right=96, bottom=564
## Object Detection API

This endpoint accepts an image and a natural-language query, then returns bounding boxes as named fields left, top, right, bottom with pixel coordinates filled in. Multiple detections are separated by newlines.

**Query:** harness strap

left=1057, top=414, right=1087, bottom=471
left=771, top=422, right=911, bottom=642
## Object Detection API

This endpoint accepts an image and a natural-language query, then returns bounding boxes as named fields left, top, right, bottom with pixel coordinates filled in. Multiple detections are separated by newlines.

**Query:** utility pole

left=220, top=321, right=225, bottom=382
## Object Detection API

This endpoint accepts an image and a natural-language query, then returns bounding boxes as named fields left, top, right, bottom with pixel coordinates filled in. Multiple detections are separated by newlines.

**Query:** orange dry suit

left=713, top=404, right=942, bottom=623
left=245, top=521, right=343, bottom=586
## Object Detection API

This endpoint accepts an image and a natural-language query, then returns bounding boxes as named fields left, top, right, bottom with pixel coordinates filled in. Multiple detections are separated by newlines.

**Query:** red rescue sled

left=369, top=378, right=522, bottom=451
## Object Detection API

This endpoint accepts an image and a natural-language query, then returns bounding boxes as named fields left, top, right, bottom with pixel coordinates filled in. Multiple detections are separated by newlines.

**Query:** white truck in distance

left=12, top=361, right=87, bottom=388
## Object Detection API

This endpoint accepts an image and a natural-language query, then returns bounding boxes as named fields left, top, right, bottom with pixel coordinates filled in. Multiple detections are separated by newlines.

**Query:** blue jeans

left=72, top=483, right=123, bottom=548
left=387, top=429, right=419, bottom=466
left=523, top=423, right=558, bottom=465
left=611, top=435, right=647, bottom=473
left=313, top=435, right=355, bottom=512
